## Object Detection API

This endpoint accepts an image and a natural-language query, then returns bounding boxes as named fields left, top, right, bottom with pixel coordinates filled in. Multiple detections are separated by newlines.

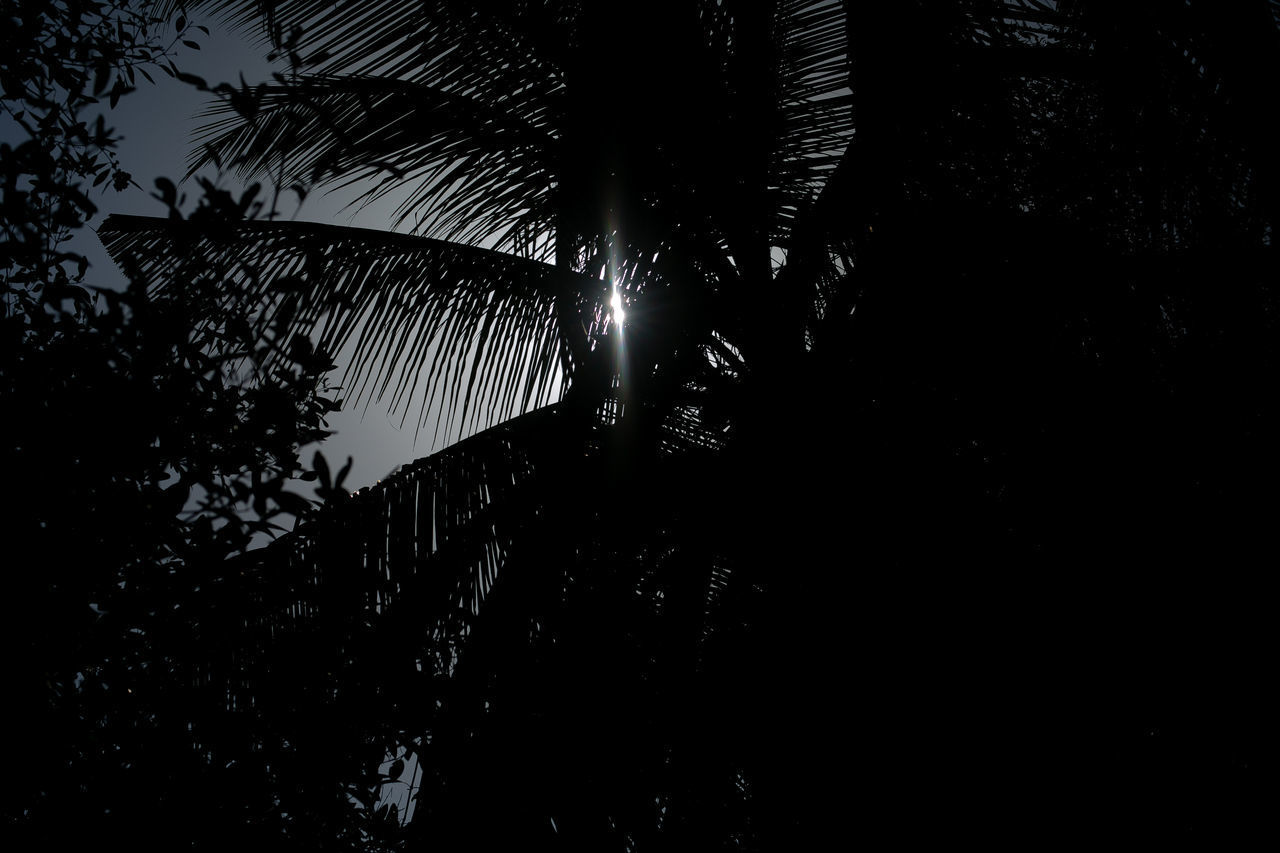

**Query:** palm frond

left=769, top=0, right=855, bottom=244
left=99, top=215, right=608, bottom=442
left=246, top=403, right=565, bottom=652
left=193, top=75, right=558, bottom=249
left=163, top=1, right=571, bottom=83
left=211, top=401, right=584, bottom=816
left=239, top=386, right=732, bottom=676
left=159, top=1, right=427, bottom=76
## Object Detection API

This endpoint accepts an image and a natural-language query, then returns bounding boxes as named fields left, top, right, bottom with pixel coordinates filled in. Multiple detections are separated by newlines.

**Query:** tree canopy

left=8, top=0, right=1279, bottom=849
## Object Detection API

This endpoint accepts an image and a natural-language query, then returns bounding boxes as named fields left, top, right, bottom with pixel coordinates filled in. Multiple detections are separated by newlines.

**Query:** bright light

left=610, top=290, right=625, bottom=325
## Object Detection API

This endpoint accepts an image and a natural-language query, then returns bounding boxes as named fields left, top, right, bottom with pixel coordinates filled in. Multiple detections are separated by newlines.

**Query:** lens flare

left=610, top=290, right=625, bottom=325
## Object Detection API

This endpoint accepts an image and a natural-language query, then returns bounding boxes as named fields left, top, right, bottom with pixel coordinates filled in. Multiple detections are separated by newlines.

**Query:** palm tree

left=100, top=1, right=1280, bottom=847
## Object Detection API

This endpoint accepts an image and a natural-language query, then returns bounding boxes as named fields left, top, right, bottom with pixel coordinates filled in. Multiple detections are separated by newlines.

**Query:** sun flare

left=610, top=290, right=626, bottom=325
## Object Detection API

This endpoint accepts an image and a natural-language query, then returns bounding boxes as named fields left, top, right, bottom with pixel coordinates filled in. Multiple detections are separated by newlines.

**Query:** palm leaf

left=158, top=1, right=427, bottom=76
left=237, top=383, right=735, bottom=687
left=176, top=1, right=856, bottom=284
left=262, top=404, right=746, bottom=845
left=210, top=401, right=583, bottom=829
left=98, top=214, right=609, bottom=441
left=162, top=1, right=571, bottom=82
left=192, top=75, right=559, bottom=249
left=768, top=0, right=855, bottom=244
left=244, top=402, right=566, bottom=649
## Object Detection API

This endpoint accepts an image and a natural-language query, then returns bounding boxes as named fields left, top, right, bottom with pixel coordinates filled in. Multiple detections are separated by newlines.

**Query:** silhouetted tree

left=2, top=4, right=369, bottom=849
left=99, top=1, right=1279, bottom=848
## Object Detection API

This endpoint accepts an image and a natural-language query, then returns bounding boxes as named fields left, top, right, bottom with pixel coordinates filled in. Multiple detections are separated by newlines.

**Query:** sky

left=70, top=18, right=449, bottom=496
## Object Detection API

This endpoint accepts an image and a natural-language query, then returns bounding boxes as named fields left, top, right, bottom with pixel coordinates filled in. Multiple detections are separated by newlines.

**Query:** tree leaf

left=99, top=215, right=605, bottom=441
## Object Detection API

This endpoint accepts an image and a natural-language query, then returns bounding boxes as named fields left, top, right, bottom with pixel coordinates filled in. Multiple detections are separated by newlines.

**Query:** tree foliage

left=1, top=3, right=372, bottom=849
left=27, top=0, right=1280, bottom=848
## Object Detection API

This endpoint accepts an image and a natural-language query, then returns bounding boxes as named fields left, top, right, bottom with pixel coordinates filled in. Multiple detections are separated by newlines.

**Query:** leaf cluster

left=85, top=1, right=1280, bottom=849
left=0, top=4, right=384, bottom=848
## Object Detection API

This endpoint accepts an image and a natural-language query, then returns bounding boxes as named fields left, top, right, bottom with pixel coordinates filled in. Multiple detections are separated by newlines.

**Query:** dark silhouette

left=13, top=0, right=1279, bottom=848
left=3, top=4, right=352, bottom=849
